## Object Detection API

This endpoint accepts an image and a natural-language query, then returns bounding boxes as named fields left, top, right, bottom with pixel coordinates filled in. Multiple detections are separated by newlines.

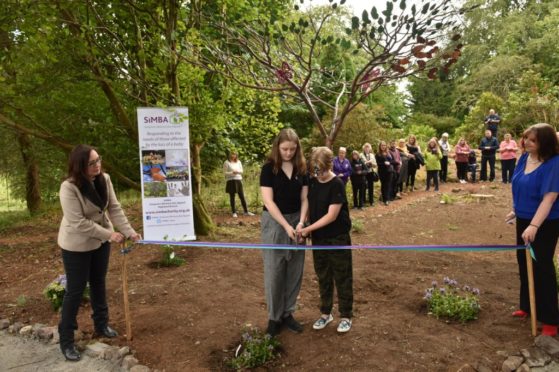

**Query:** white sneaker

left=337, top=318, right=352, bottom=333
left=244, top=211, right=255, bottom=216
left=313, top=314, right=333, bottom=330
left=232, top=213, right=238, bottom=218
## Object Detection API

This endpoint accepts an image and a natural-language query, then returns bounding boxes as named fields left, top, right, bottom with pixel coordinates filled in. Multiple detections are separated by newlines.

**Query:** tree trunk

left=16, top=132, right=41, bottom=214
left=190, top=142, right=214, bottom=235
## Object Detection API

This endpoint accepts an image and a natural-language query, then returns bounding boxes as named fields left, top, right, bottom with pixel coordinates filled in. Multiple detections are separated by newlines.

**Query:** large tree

left=187, top=0, right=466, bottom=147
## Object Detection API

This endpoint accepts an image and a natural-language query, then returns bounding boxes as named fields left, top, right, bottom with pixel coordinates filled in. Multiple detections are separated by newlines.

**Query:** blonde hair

left=310, top=147, right=333, bottom=173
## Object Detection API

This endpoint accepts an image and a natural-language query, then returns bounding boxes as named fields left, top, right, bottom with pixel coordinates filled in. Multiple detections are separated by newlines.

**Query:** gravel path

left=0, top=332, right=125, bottom=372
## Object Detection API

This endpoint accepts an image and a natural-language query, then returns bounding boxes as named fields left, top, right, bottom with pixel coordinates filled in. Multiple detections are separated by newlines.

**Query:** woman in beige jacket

left=57, top=144, right=140, bottom=361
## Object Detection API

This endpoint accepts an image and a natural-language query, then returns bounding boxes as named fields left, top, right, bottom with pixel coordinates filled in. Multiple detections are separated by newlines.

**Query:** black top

left=260, top=162, right=308, bottom=214
left=350, top=158, right=367, bottom=181
left=375, top=153, right=394, bottom=174
left=308, top=176, right=351, bottom=240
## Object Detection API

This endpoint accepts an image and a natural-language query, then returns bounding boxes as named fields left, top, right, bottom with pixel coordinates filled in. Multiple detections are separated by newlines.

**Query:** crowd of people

left=53, top=117, right=558, bottom=362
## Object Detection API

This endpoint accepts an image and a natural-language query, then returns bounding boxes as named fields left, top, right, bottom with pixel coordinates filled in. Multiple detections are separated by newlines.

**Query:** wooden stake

left=526, top=248, right=537, bottom=337
left=121, top=244, right=133, bottom=341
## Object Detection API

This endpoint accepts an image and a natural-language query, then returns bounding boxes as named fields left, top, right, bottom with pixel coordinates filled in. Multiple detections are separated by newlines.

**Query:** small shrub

left=423, top=277, right=480, bottom=322
left=16, top=294, right=27, bottom=307
left=352, top=218, right=364, bottom=233
left=158, top=236, right=185, bottom=267
left=43, top=274, right=90, bottom=311
left=228, top=328, right=281, bottom=370
left=440, top=193, right=457, bottom=204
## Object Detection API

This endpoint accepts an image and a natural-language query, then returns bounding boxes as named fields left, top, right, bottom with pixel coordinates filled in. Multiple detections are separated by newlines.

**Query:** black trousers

left=425, top=170, right=439, bottom=190
left=350, top=178, right=365, bottom=208
left=229, top=192, right=248, bottom=214
left=390, top=172, right=400, bottom=199
left=516, top=218, right=559, bottom=325
left=407, top=161, right=417, bottom=188
left=456, top=162, right=468, bottom=181
left=364, top=172, right=375, bottom=205
left=312, top=234, right=353, bottom=319
left=480, top=155, right=496, bottom=181
left=439, top=156, right=448, bottom=182
left=379, top=171, right=393, bottom=202
left=59, top=242, right=111, bottom=349
left=501, top=159, right=516, bottom=183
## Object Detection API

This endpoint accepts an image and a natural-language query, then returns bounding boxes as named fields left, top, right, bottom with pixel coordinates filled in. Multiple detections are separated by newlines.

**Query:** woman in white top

left=224, top=151, right=254, bottom=217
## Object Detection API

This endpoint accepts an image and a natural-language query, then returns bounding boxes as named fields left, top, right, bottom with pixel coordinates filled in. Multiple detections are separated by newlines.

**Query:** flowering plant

left=423, top=277, right=480, bottom=322
left=43, top=274, right=89, bottom=311
left=228, top=328, right=281, bottom=369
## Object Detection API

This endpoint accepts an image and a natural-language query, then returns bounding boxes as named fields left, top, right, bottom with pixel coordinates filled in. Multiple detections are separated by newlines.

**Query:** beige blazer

left=57, top=173, right=136, bottom=252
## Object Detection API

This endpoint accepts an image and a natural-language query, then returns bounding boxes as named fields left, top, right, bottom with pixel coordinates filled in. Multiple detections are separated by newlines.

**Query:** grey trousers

left=261, top=211, right=305, bottom=322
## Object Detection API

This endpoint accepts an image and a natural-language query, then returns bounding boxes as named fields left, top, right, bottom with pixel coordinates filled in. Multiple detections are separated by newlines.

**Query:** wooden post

left=121, top=244, right=133, bottom=341
left=526, top=248, right=537, bottom=337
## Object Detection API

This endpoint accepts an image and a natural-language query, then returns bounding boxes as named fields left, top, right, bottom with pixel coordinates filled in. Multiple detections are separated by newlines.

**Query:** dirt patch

left=0, top=182, right=541, bottom=371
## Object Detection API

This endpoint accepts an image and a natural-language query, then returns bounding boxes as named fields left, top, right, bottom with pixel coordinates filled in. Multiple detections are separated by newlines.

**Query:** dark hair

left=267, top=128, right=306, bottom=176
left=522, top=123, right=559, bottom=161
left=67, top=144, right=104, bottom=189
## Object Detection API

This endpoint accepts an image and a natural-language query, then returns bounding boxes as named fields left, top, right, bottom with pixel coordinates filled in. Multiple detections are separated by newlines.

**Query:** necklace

left=527, top=156, right=541, bottom=164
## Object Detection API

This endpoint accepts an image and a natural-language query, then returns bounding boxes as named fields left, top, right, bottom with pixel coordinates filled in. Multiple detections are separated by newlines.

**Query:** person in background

left=375, top=141, right=394, bottom=206
left=479, top=129, right=499, bottom=182
left=396, top=139, right=409, bottom=196
left=406, top=135, right=422, bottom=191
left=57, top=145, right=141, bottom=362
left=333, top=147, right=352, bottom=185
left=224, top=151, right=254, bottom=218
left=506, top=123, right=559, bottom=336
left=260, top=128, right=309, bottom=337
left=500, top=133, right=518, bottom=184
left=424, top=137, right=442, bottom=191
left=438, top=133, right=452, bottom=183
left=388, top=140, right=402, bottom=200
left=350, top=150, right=367, bottom=210
left=454, top=138, right=471, bottom=184
left=300, top=147, right=353, bottom=333
left=484, top=109, right=501, bottom=138
left=468, top=150, right=478, bottom=183
left=360, top=143, right=377, bottom=207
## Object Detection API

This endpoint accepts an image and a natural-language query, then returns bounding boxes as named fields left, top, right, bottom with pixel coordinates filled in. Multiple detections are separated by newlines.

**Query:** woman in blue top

left=506, top=123, right=559, bottom=336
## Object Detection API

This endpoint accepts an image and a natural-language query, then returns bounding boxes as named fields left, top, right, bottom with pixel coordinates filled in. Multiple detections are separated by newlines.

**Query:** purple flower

left=443, top=276, right=450, bottom=284
left=463, top=285, right=471, bottom=292
left=472, top=288, right=480, bottom=296
left=423, top=292, right=432, bottom=300
left=431, top=280, right=438, bottom=287
left=439, top=288, right=446, bottom=294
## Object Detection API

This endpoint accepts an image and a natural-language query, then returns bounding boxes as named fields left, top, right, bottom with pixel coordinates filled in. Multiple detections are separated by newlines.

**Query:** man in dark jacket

left=478, top=130, right=499, bottom=182
left=484, top=109, right=501, bottom=138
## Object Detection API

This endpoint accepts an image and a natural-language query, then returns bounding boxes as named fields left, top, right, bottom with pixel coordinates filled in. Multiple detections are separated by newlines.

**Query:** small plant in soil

left=352, top=218, right=364, bottom=233
left=43, top=274, right=90, bottom=311
left=424, top=277, right=480, bottom=322
left=158, top=236, right=185, bottom=267
left=228, top=328, right=281, bottom=370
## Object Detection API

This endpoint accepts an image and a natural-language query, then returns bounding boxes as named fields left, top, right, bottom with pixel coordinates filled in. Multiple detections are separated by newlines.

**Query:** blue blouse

left=512, top=153, right=559, bottom=219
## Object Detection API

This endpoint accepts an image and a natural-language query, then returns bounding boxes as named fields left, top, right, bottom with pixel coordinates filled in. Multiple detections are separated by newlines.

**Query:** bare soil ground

left=0, top=181, right=542, bottom=371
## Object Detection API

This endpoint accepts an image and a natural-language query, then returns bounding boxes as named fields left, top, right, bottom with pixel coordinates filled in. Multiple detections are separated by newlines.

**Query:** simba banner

left=137, top=107, right=195, bottom=241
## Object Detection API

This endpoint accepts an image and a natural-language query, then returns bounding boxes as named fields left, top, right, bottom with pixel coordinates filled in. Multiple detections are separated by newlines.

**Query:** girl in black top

left=375, top=141, right=394, bottom=206
left=300, top=146, right=353, bottom=333
left=259, top=128, right=308, bottom=337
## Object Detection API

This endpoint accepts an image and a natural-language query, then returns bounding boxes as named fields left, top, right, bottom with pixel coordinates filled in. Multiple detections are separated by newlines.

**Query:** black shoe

left=266, top=319, right=282, bottom=337
left=95, top=325, right=118, bottom=338
left=62, top=345, right=81, bottom=362
left=283, top=314, right=303, bottom=333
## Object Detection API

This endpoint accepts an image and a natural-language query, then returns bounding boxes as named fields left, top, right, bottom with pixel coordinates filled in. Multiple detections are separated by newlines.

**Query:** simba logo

left=144, top=116, right=169, bottom=124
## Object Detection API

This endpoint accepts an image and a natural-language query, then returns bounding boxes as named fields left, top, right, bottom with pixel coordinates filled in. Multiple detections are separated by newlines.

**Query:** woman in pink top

left=454, top=137, right=471, bottom=184
left=500, top=133, right=518, bottom=184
